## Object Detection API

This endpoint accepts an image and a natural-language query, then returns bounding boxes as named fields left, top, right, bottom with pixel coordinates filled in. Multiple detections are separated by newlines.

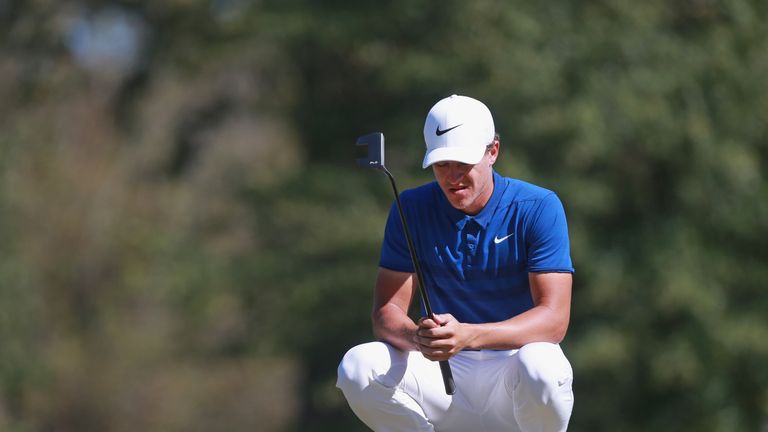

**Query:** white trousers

left=337, top=342, right=573, bottom=432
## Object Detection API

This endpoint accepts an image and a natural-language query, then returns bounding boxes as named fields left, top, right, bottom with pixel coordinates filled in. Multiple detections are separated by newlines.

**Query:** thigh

left=427, top=351, right=523, bottom=432
left=511, top=342, right=573, bottom=390
left=445, top=346, right=574, bottom=431
left=338, top=342, right=454, bottom=408
left=338, top=342, right=442, bottom=432
left=507, top=343, right=574, bottom=432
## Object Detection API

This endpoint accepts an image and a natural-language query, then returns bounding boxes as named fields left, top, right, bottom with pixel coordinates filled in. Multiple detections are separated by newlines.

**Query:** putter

left=356, top=132, right=456, bottom=396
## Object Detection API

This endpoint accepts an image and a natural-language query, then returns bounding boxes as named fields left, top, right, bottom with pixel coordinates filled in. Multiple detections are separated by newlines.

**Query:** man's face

left=431, top=143, right=498, bottom=215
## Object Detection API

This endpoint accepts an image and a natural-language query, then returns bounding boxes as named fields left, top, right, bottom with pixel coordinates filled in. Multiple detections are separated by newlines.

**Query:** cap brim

left=422, top=145, right=486, bottom=169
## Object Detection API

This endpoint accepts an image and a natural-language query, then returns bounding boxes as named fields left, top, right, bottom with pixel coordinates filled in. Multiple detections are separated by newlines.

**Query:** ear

left=488, top=140, right=500, bottom=165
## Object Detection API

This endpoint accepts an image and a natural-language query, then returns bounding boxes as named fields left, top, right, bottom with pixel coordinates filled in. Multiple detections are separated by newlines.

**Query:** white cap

left=422, top=94, right=495, bottom=168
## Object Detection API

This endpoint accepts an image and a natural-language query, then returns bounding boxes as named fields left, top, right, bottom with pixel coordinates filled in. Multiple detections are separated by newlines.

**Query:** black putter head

left=356, top=132, right=385, bottom=169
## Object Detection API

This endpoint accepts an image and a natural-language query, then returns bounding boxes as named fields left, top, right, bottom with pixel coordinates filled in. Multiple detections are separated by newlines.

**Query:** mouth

left=448, top=185, right=469, bottom=194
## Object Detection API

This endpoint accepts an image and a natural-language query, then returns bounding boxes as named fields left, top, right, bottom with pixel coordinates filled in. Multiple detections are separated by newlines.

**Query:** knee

left=337, top=342, right=399, bottom=394
left=337, top=343, right=373, bottom=393
left=514, top=343, right=573, bottom=399
left=511, top=343, right=574, bottom=431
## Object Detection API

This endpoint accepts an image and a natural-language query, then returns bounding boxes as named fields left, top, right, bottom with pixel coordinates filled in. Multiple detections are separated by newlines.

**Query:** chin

left=449, top=199, right=472, bottom=212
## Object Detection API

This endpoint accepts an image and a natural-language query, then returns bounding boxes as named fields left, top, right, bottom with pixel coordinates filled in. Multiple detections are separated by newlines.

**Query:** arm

left=464, top=271, right=572, bottom=348
left=372, top=267, right=419, bottom=352
left=416, top=272, right=572, bottom=360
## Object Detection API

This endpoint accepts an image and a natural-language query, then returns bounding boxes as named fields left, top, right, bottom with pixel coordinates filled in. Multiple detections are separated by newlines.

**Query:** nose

left=447, top=165, right=464, bottom=184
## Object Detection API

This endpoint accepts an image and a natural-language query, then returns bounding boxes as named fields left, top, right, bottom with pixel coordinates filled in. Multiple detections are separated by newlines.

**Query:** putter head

left=356, top=132, right=385, bottom=169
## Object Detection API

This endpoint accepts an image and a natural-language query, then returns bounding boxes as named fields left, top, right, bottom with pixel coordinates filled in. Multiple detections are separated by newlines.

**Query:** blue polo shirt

left=379, top=171, right=574, bottom=324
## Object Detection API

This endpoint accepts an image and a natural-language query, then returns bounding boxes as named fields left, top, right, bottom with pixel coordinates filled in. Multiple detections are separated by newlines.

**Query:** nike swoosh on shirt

left=493, top=234, right=514, bottom=244
left=435, top=124, right=462, bottom=136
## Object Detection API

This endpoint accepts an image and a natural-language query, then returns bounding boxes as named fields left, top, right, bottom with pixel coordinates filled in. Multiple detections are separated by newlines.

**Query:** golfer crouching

left=338, top=95, right=575, bottom=432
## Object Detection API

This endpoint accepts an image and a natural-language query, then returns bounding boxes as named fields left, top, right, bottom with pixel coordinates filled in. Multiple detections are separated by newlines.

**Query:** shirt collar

left=438, top=170, right=504, bottom=231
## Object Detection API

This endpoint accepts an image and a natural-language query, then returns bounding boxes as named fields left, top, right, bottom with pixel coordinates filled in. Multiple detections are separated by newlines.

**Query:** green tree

left=1, top=1, right=766, bottom=431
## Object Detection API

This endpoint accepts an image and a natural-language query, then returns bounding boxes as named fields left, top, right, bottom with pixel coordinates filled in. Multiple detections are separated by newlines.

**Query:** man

left=337, top=94, right=575, bottom=432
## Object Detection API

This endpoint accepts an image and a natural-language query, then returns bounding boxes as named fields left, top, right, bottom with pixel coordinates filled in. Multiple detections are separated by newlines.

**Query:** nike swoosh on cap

left=493, top=234, right=514, bottom=244
left=435, top=124, right=462, bottom=136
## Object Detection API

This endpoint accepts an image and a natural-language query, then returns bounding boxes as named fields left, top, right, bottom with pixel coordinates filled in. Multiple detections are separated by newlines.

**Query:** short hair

left=486, top=133, right=500, bottom=151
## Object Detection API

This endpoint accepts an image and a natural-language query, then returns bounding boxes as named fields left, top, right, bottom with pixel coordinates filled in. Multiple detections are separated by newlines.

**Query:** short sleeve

left=378, top=200, right=415, bottom=273
left=526, top=193, right=574, bottom=273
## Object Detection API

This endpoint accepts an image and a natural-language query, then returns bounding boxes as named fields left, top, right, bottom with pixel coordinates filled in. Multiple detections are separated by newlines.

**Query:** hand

left=413, top=313, right=471, bottom=361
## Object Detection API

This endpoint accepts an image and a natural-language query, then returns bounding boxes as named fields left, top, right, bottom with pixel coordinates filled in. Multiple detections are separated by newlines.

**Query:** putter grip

left=439, top=360, right=456, bottom=395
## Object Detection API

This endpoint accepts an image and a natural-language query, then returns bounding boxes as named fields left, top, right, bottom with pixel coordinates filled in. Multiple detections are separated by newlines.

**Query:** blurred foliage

left=1, top=0, right=767, bottom=431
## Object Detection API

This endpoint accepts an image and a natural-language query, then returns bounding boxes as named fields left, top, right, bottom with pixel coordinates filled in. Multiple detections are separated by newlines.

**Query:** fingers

left=413, top=336, right=455, bottom=361
left=413, top=314, right=461, bottom=361
left=417, top=317, right=439, bottom=329
left=417, top=313, right=455, bottom=329
left=416, top=323, right=454, bottom=339
left=432, top=313, right=455, bottom=326
left=420, top=349, right=453, bottom=362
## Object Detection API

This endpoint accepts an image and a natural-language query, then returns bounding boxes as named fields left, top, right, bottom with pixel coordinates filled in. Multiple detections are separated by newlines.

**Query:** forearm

left=463, top=304, right=569, bottom=350
left=461, top=272, right=573, bottom=350
left=372, top=303, right=418, bottom=352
